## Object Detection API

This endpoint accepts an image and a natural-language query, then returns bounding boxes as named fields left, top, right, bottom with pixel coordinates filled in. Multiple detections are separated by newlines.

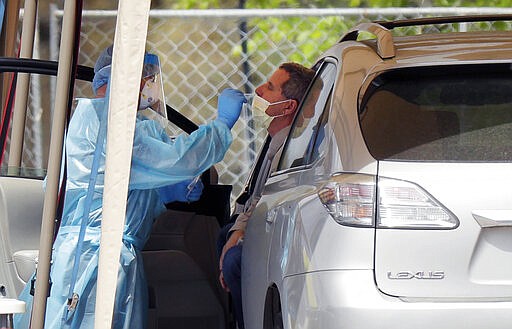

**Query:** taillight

left=318, top=174, right=459, bottom=229
left=318, top=173, right=376, bottom=227
left=377, top=177, right=459, bottom=229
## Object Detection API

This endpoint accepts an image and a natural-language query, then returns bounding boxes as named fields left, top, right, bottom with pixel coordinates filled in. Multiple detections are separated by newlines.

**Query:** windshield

left=359, top=63, right=512, bottom=162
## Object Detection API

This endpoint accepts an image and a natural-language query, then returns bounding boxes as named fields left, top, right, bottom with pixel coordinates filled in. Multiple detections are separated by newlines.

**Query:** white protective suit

left=15, top=96, right=233, bottom=328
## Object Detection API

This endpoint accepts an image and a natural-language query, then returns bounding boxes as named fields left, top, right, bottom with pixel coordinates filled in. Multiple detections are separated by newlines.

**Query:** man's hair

left=279, top=62, right=316, bottom=102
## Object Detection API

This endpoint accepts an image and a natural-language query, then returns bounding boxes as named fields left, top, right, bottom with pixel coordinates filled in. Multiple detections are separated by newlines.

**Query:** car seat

left=142, top=209, right=230, bottom=329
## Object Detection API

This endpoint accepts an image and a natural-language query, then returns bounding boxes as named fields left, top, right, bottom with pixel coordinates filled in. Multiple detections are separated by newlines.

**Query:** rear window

left=359, top=64, right=512, bottom=162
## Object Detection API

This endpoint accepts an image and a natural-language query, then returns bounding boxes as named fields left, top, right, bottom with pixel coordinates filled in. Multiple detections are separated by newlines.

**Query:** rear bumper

left=282, top=270, right=512, bottom=329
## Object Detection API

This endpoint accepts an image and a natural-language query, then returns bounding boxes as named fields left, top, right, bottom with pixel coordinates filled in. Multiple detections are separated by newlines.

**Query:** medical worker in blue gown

left=15, top=46, right=246, bottom=329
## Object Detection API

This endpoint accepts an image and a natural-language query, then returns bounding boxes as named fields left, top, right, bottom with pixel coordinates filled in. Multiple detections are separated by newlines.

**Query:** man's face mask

left=251, top=94, right=291, bottom=117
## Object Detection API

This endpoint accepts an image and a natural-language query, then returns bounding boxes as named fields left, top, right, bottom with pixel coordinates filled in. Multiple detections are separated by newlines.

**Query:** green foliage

left=436, top=0, right=512, bottom=5
left=238, top=15, right=351, bottom=65
left=155, top=0, right=512, bottom=66
left=155, top=0, right=512, bottom=9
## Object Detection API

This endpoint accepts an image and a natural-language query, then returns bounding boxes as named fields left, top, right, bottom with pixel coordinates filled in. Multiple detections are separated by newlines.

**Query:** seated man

left=218, top=62, right=315, bottom=329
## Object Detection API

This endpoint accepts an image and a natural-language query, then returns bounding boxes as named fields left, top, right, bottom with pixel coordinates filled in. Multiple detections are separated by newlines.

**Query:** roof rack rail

left=375, top=14, right=512, bottom=29
left=339, top=22, right=395, bottom=59
left=339, top=14, right=512, bottom=60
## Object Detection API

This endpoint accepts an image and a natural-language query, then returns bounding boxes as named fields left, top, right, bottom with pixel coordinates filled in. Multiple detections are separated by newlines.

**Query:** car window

left=0, top=71, right=57, bottom=179
left=277, top=60, right=336, bottom=171
left=359, top=63, right=512, bottom=161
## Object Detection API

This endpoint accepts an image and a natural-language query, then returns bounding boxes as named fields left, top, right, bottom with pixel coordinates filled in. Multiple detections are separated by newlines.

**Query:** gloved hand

left=216, top=88, right=247, bottom=129
left=157, top=178, right=204, bottom=203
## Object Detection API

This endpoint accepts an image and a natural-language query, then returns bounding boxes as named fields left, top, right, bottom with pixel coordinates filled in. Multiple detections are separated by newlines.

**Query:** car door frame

left=242, top=58, right=339, bottom=329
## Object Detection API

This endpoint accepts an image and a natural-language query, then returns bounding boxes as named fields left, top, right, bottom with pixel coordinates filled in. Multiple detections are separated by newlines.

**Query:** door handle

left=472, top=210, right=512, bottom=228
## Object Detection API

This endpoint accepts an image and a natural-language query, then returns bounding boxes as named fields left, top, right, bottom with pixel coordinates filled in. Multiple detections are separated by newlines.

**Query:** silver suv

left=242, top=15, right=512, bottom=329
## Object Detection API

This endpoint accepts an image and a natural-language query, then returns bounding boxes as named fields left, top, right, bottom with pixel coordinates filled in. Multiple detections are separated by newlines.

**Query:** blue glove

left=157, top=179, right=204, bottom=203
left=216, top=88, right=247, bottom=129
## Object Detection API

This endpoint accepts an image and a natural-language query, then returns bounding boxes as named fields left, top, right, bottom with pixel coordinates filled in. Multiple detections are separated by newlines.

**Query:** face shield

left=139, top=53, right=167, bottom=119
left=138, top=53, right=179, bottom=136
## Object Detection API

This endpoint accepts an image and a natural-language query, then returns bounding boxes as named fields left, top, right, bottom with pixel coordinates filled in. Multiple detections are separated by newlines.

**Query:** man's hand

left=219, top=230, right=244, bottom=291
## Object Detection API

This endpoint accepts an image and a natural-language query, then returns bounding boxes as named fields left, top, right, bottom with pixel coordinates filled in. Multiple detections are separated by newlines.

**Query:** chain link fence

left=42, top=6, right=511, bottom=201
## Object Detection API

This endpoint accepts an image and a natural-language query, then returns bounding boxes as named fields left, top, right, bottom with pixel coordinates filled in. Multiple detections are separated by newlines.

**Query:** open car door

left=1, top=1, right=234, bottom=327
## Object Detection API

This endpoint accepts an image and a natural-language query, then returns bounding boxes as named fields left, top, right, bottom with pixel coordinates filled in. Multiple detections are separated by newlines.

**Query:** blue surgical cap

left=92, top=45, right=113, bottom=95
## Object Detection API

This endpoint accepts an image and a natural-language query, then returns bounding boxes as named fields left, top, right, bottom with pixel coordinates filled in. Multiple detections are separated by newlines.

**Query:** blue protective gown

left=15, top=97, right=232, bottom=329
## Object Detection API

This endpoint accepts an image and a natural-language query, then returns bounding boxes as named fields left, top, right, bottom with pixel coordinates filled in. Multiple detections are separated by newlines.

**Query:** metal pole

left=30, top=15, right=43, bottom=169
left=49, top=3, right=59, bottom=116
left=238, top=0, right=249, bottom=94
left=30, top=0, right=76, bottom=327
left=238, top=0, right=256, bottom=162
left=7, top=0, right=38, bottom=173
left=0, top=0, right=20, bottom=104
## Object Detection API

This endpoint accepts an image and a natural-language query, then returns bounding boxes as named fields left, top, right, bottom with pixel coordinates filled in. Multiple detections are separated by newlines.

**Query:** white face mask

left=251, top=94, right=291, bottom=117
left=139, top=78, right=160, bottom=110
